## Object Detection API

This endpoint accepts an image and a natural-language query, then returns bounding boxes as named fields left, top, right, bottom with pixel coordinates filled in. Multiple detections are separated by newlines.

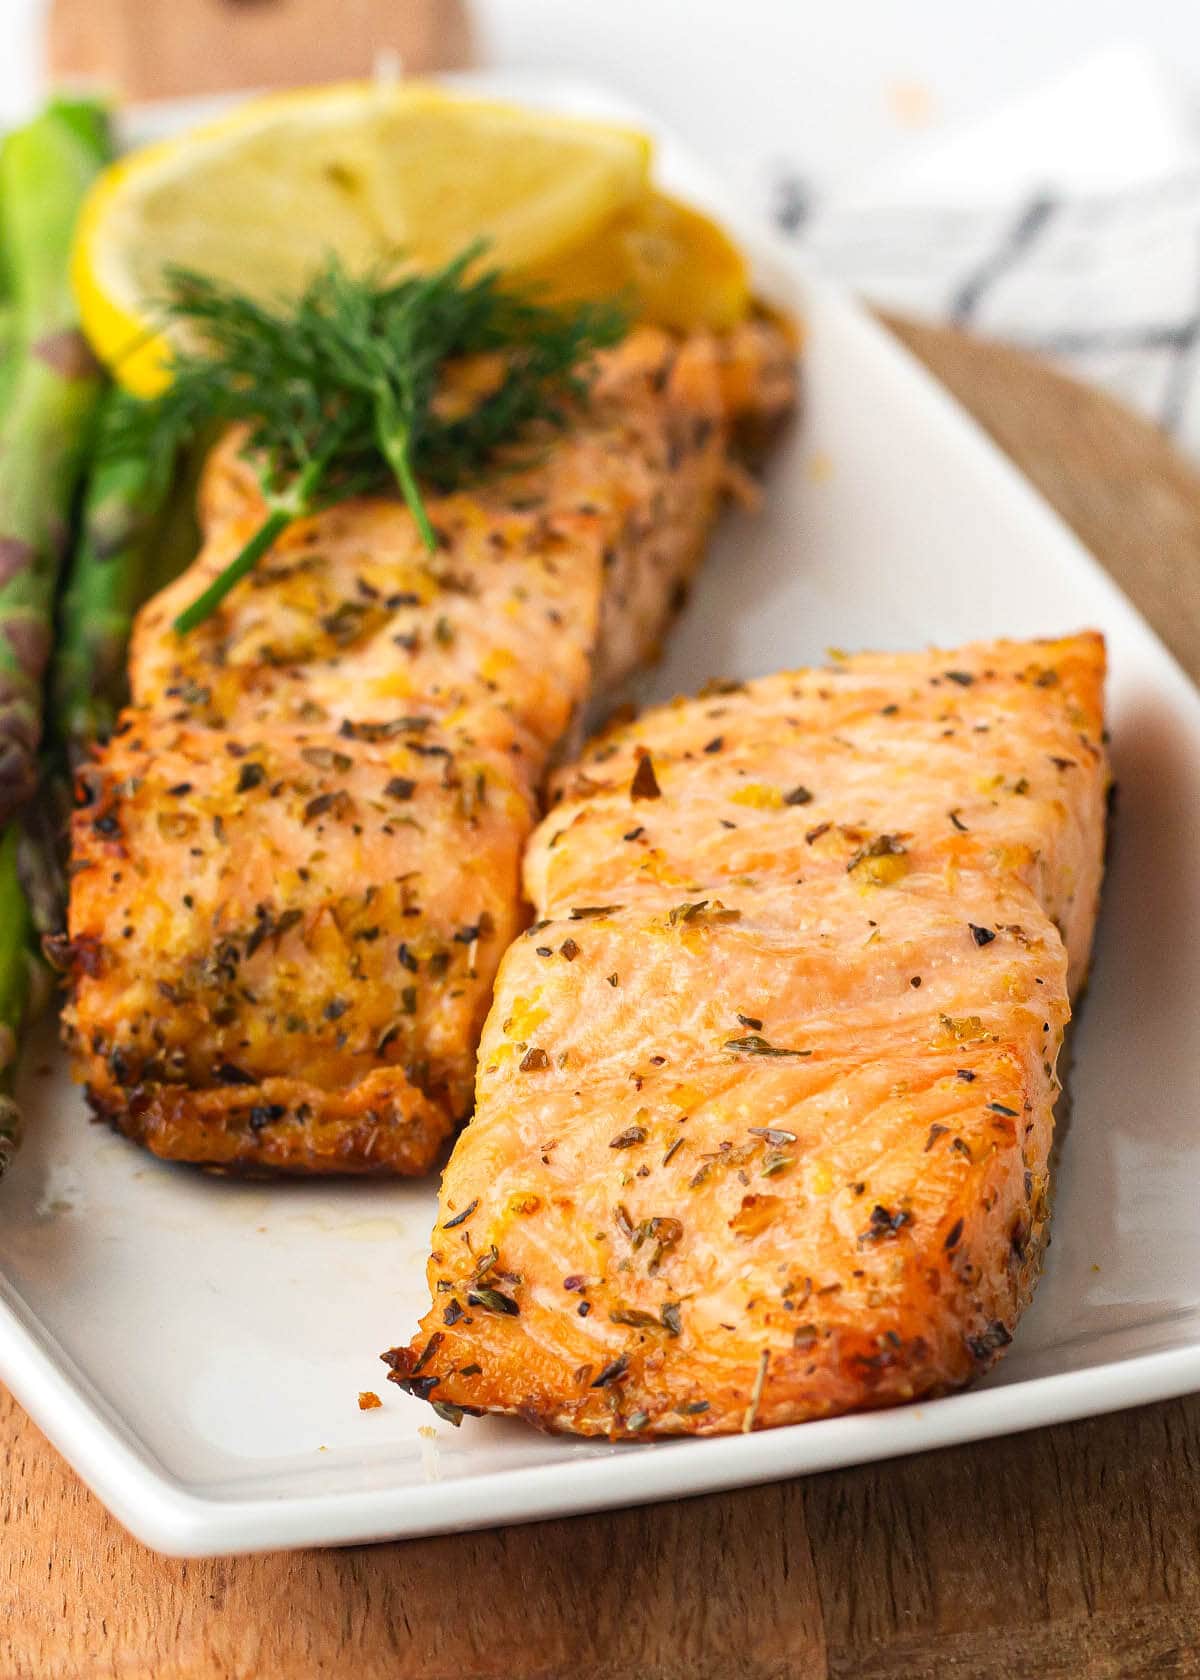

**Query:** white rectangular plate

left=4, top=73, right=1200, bottom=1558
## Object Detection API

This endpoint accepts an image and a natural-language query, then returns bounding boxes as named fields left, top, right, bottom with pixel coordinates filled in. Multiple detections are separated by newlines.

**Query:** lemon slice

left=523, top=190, right=751, bottom=334
left=73, top=82, right=652, bottom=394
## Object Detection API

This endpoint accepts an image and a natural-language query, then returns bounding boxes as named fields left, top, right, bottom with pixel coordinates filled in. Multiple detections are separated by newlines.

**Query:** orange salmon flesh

left=62, top=318, right=795, bottom=1174
left=389, top=632, right=1108, bottom=1434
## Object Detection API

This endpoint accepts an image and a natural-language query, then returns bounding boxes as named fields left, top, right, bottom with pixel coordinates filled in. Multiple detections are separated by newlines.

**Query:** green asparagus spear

left=52, top=402, right=205, bottom=769
left=143, top=438, right=205, bottom=600
left=52, top=391, right=177, bottom=764
left=0, top=824, right=34, bottom=1176
left=0, top=136, right=15, bottom=431
left=0, top=98, right=111, bottom=822
left=0, top=301, right=17, bottom=425
left=40, top=95, right=111, bottom=162
left=0, top=97, right=113, bottom=1172
left=16, top=769, right=70, bottom=940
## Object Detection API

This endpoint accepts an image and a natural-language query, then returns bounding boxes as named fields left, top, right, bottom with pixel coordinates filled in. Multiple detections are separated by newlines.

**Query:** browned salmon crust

left=389, top=633, right=1107, bottom=1431
left=62, top=319, right=796, bottom=1174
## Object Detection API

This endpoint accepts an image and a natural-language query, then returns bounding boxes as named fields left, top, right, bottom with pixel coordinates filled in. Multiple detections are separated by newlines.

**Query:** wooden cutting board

left=46, top=0, right=474, bottom=100
left=5, top=322, right=1200, bottom=1679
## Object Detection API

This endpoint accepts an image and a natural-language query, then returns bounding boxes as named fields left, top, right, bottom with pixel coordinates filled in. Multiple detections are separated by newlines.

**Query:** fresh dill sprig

left=106, top=244, right=629, bottom=634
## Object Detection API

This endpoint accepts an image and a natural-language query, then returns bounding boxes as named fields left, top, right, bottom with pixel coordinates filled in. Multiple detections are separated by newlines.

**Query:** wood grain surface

left=6, top=325, right=1200, bottom=1680
left=47, top=0, right=473, bottom=100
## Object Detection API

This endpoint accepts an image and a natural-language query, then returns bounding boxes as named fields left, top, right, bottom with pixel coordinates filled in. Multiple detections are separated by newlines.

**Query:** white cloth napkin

left=775, top=45, right=1200, bottom=456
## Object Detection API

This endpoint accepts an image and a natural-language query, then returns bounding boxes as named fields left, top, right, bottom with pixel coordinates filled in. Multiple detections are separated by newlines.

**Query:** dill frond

left=106, top=246, right=629, bottom=633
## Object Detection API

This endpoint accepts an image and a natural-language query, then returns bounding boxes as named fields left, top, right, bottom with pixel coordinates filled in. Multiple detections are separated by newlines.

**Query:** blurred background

left=7, top=0, right=1200, bottom=445
left=6, top=2, right=1200, bottom=194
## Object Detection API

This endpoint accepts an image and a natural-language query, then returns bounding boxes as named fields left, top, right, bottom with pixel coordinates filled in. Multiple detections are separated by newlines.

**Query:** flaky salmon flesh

left=389, top=633, right=1107, bottom=1434
left=62, top=318, right=796, bottom=1173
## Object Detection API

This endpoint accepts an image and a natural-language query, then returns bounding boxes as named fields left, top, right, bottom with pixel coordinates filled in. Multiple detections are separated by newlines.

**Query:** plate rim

left=6, top=1281, right=1200, bottom=1554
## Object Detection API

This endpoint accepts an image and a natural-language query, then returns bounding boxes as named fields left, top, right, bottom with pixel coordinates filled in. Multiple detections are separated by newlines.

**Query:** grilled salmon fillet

left=62, top=318, right=796, bottom=1174
left=389, top=633, right=1107, bottom=1432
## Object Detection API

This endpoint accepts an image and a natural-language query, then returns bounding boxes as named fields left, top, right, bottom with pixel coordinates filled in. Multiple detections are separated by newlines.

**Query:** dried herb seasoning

left=723, top=1034, right=810, bottom=1059
left=590, top=1354, right=629, bottom=1388
left=858, top=1204, right=912, bottom=1244
left=442, top=1199, right=478, bottom=1230
left=466, top=1286, right=520, bottom=1316
left=609, top=1305, right=660, bottom=1329
left=748, top=1125, right=797, bottom=1145
left=629, top=753, right=662, bottom=800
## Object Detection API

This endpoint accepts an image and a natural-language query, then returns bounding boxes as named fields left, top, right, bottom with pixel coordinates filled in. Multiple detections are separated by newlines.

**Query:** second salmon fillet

left=62, top=319, right=795, bottom=1175
left=389, top=633, right=1108, bottom=1433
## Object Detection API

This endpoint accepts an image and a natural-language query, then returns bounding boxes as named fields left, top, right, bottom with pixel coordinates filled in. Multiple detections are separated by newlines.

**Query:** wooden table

left=5, top=322, right=1200, bottom=1677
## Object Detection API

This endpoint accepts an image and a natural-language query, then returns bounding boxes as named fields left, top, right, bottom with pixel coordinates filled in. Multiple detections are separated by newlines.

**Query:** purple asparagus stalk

left=0, top=98, right=110, bottom=822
